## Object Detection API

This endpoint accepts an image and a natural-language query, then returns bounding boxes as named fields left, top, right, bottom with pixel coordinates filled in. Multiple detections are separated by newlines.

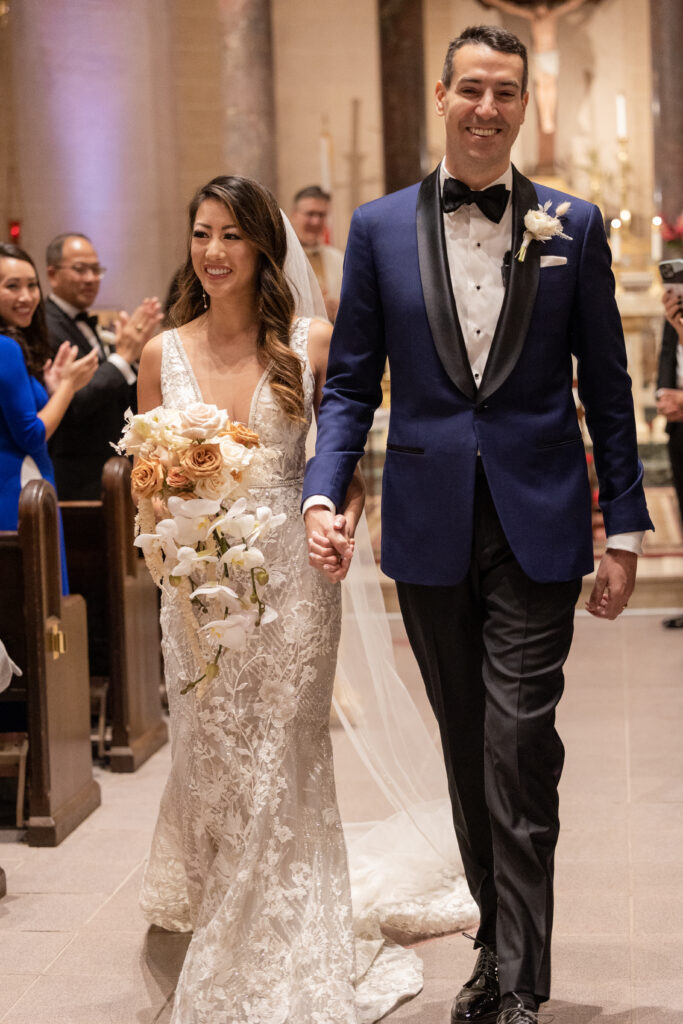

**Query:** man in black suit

left=656, top=288, right=683, bottom=627
left=45, top=233, right=162, bottom=499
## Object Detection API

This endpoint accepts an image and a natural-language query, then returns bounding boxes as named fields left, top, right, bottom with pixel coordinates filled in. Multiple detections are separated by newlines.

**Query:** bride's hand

left=309, top=514, right=355, bottom=582
left=305, top=508, right=354, bottom=582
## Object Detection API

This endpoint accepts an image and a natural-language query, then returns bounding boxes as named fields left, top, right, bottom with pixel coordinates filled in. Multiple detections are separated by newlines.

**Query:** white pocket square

left=540, top=255, right=567, bottom=268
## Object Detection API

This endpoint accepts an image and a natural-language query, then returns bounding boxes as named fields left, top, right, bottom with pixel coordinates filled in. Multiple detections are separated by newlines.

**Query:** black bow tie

left=442, top=177, right=509, bottom=224
left=75, top=311, right=99, bottom=332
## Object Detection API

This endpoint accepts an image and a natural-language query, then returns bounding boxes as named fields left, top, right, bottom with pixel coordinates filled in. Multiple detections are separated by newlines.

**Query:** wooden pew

left=60, top=456, right=167, bottom=772
left=0, top=480, right=101, bottom=846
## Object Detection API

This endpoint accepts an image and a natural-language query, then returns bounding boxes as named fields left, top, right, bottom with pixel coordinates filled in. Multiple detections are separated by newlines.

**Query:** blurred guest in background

left=290, top=185, right=344, bottom=321
left=45, top=232, right=162, bottom=498
left=0, top=242, right=97, bottom=591
left=656, top=287, right=683, bottom=628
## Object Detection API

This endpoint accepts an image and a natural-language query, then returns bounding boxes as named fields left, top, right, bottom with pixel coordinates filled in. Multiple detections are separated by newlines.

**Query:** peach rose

left=166, top=466, right=193, bottom=490
left=229, top=422, right=260, bottom=449
left=179, top=443, right=222, bottom=479
left=131, top=458, right=164, bottom=500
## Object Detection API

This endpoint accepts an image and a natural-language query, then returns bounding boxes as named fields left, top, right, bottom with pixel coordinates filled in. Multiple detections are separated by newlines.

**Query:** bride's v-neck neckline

left=170, top=327, right=272, bottom=429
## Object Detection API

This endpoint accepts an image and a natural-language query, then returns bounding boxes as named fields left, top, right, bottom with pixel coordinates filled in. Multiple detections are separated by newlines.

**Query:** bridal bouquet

left=114, top=403, right=285, bottom=696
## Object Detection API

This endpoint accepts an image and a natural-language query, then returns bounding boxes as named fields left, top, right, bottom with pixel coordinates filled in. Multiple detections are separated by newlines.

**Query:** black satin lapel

left=478, top=167, right=540, bottom=403
left=416, top=168, right=477, bottom=402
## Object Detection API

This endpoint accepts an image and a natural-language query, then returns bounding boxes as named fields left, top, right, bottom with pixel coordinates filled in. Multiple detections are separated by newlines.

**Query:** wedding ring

left=135, top=323, right=143, bottom=332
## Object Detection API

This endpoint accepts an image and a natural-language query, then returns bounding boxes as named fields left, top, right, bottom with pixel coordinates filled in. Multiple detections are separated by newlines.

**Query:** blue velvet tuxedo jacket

left=302, top=166, right=653, bottom=585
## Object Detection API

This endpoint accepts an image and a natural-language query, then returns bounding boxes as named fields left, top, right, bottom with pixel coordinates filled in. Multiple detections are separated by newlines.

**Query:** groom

left=303, top=24, right=652, bottom=1024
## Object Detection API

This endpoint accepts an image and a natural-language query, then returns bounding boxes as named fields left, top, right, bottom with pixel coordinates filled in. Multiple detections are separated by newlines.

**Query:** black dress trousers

left=396, top=461, right=581, bottom=1002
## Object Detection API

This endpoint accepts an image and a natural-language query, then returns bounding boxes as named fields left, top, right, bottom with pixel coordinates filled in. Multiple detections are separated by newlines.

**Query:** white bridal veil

left=282, top=213, right=477, bottom=1019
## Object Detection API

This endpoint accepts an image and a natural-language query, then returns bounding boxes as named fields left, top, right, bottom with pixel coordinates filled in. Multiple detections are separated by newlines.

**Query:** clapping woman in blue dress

left=0, top=243, right=97, bottom=591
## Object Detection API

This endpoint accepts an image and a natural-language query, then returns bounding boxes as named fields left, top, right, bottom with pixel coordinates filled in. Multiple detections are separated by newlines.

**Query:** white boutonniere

left=517, top=200, right=572, bottom=262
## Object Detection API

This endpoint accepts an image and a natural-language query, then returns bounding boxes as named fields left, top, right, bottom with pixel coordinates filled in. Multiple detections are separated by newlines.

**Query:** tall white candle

left=320, top=130, right=332, bottom=194
left=610, top=218, right=622, bottom=263
left=616, top=93, right=628, bottom=141
left=651, top=215, right=663, bottom=263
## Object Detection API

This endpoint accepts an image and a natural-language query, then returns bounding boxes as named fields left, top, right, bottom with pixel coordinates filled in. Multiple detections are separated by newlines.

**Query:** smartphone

left=659, top=258, right=683, bottom=291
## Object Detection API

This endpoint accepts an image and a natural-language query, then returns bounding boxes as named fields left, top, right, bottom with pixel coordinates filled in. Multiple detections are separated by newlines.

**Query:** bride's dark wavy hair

left=0, top=243, right=51, bottom=381
left=169, top=175, right=303, bottom=423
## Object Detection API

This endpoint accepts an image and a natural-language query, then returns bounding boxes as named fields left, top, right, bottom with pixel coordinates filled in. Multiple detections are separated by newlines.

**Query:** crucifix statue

left=481, top=0, right=591, bottom=171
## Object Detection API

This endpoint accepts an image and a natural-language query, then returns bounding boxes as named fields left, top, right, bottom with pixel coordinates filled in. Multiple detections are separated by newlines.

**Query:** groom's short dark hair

left=441, top=25, right=528, bottom=95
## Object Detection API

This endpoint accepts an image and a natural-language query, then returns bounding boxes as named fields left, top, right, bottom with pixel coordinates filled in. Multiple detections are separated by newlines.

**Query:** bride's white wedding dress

left=140, top=318, right=477, bottom=1024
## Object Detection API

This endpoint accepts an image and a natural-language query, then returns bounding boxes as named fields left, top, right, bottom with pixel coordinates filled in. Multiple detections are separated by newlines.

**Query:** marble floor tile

left=0, top=613, right=681, bottom=1023
left=2, top=975, right=170, bottom=1024
left=0, top=976, right=36, bottom=1019
left=0, top=931, right=73, bottom=975
left=0, top=892, right=107, bottom=932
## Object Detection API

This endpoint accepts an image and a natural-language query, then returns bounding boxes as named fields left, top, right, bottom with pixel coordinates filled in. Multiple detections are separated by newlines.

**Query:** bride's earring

left=202, top=289, right=208, bottom=310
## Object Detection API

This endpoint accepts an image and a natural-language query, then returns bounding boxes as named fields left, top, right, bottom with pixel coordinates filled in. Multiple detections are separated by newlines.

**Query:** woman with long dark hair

left=136, top=176, right=365, bottom=1023
left=0, top=242, right=97, bottom=590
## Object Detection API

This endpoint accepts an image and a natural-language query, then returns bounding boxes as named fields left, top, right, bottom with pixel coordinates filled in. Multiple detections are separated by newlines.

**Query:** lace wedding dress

left=140, top=318, right=478, bottom=1024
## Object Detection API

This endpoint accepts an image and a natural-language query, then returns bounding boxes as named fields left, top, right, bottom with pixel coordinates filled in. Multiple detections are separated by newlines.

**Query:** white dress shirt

left=49, top=293, right=137, bottom=386
left=304, top=160, right=644, bottom=555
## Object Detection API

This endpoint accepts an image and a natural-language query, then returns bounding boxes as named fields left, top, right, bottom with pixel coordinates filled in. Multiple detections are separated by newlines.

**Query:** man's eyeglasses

left=57, top=263, right=107, bottom=278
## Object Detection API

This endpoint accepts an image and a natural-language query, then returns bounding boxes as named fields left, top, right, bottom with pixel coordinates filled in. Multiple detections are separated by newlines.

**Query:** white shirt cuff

left=302, top=495, right=336, bottom=517
left=108, top=353, right=137, bottom=385
left=605, top=531, right=645, bottom=556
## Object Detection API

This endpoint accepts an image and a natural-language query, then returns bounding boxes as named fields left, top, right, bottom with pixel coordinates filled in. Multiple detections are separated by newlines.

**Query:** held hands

left=115, top=297, right=163, bottom=364
left=585, top=548, right=637, bottom=620
left=305, top=507, right=355, bottom=582
left=43, top=342, right=98, bottom=394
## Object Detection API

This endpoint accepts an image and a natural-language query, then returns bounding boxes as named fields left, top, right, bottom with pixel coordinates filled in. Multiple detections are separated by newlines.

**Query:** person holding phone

left=656, top=262, right=683, bottom=627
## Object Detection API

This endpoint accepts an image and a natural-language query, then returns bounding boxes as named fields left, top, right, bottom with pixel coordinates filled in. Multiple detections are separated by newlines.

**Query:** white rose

left=178, top=403, right=228, bottom=440
left=193, top=471, right=234, bottom=502
left=218, top=435, right=255, bottom=472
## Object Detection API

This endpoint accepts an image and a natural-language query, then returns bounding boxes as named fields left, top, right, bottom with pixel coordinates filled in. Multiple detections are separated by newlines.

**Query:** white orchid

left=252, top=507, right=287, bottom=540
left=221, top=544, right=266, bottom=571
left=201, top=612, right=258, bottom=651
left=133, top=531, right=162, bottom=559
left=517, top=199, right=572, bottom=262
left=172, top=546, right=219, bottom=577
left=190, top=584, right=242, bottom=611
left=167, top=496, right=220, bottom=545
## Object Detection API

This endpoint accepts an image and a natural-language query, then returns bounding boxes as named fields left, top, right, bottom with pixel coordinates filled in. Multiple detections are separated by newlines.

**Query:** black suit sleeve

left=657, top=321, right=680, bottom=392
left=45, top=299, right=135, bottom=424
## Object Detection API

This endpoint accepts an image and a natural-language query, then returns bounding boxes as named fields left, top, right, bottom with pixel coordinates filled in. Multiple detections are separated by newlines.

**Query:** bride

left=137, top=175, right=476, bottom=1024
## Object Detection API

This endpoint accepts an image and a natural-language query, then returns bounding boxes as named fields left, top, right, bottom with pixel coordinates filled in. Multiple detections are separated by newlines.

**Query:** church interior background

left=0, top=2, right=682, bottom=1022
left=1, top=0, right=681, bottom=600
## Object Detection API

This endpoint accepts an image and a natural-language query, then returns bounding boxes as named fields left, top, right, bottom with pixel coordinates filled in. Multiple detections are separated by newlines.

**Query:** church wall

left=271, top=0, right=385, bottom=248
left=423, top=0, right=654, bottom=231
left=7, top=0, right=181, bottom=310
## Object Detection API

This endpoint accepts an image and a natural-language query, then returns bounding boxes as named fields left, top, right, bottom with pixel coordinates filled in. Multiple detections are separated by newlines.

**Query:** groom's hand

left=304, top=506, right=354, bottom=582
left=585, top=549, right=637, bottom=620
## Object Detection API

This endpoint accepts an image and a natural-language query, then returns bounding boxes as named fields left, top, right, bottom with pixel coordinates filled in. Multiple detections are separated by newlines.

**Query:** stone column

left=219, top=0, right=278, bottom=195
left=9, top=0, right=181, bottom=308
left=650, top=0, right=683, bottom=239
left=379, top=0, right=427, bottom=195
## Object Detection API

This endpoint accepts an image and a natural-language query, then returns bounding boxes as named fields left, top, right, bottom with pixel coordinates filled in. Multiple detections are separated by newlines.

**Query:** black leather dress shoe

left=496, top=994, right=540, bottom=1022
left=451, top=942, right=500, bottom=1023
left=663, top=616, right=683, bottom=629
